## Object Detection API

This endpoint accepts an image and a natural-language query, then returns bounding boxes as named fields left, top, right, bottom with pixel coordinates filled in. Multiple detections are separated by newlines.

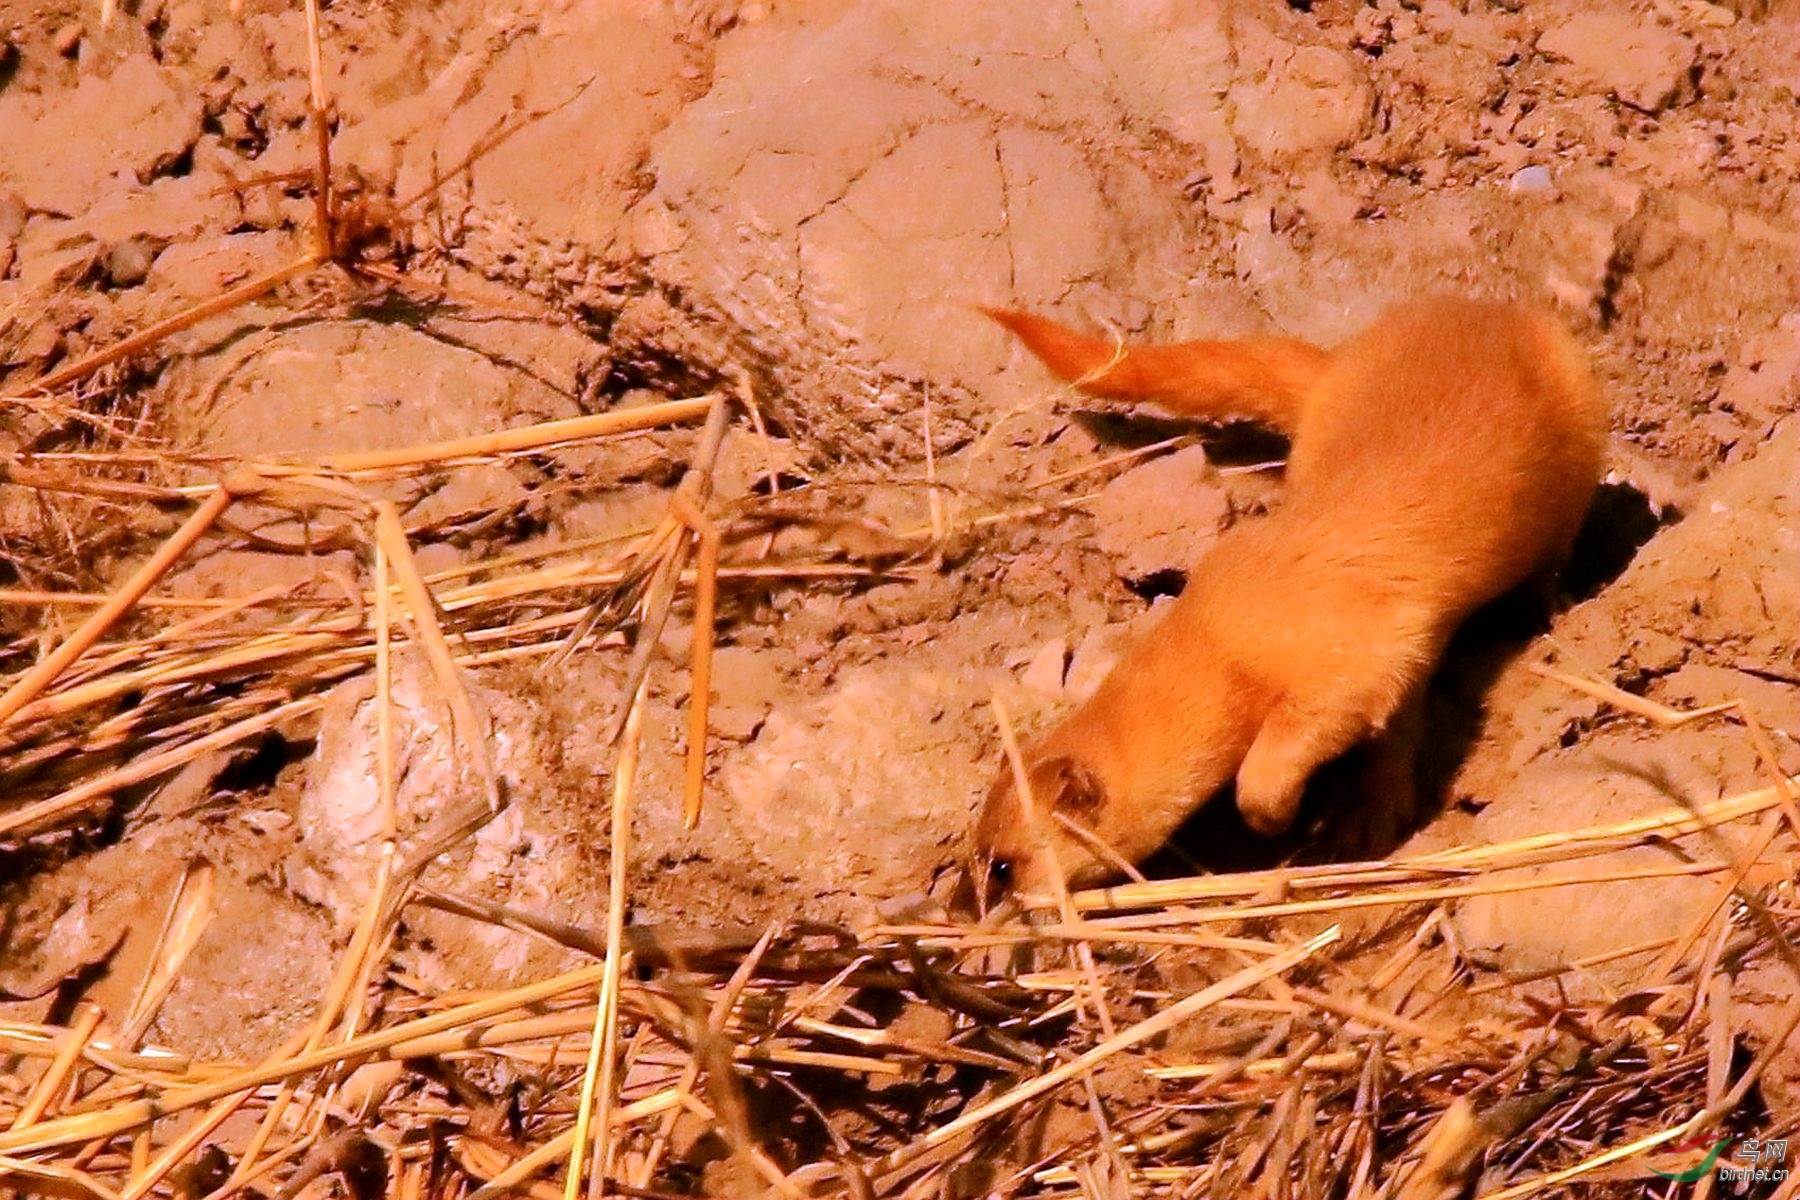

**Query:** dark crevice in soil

left=1072, top=409, right=1292, bottom=466
left=1124, top=567, right=1187, bottom=602
left=214, top=731, right=311, bottom=794
left=1563, top=479, right=1672, bottom=601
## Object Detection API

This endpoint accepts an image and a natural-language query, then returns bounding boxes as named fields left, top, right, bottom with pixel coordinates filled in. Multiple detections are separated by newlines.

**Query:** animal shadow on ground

left=1071, top=409, right=1291, bottom=465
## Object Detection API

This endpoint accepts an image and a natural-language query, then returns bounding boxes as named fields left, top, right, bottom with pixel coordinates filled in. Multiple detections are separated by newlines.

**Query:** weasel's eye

left=989, top=857, right=1014, bottom=889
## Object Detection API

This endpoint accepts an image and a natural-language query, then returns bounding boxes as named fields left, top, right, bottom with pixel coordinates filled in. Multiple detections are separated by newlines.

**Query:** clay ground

left=2, top=0, right=1800, bottom=1192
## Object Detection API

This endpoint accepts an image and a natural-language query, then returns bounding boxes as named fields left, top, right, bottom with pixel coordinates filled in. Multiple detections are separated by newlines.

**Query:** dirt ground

left=2, top=0, right=1799, bottom=1189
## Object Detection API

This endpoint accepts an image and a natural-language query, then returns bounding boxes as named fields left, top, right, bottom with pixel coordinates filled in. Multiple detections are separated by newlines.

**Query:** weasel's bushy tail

left=984, top=307, right=1330, bottom=436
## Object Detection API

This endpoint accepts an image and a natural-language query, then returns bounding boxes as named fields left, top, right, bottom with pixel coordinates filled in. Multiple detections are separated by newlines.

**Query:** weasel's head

left=968, top=752, right=1116, bottom=908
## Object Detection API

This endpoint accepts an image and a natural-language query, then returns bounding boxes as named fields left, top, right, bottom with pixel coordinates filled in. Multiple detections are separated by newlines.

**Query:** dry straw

left=9, top=657, right=1789, bottom=1195
left=5, top=5, right=1799, bottom=1199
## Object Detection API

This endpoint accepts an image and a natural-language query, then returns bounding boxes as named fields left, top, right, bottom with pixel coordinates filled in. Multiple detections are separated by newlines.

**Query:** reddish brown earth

left=1, top=0, right=1797, bottom=1096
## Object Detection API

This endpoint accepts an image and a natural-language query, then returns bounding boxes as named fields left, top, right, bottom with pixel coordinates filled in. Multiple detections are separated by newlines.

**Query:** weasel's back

left=987, top=296, right=1605, bottom=605
left=1287, top=299, right=1606, bottom=608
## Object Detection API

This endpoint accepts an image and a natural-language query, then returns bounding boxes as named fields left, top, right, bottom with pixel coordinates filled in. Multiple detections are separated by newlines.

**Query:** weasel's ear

left=1035, top=756, right=1105, bottom=821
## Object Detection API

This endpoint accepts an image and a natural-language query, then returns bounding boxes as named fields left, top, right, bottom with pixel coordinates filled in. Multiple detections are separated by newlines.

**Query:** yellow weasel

left=972, top=299, right=1606, bottom=897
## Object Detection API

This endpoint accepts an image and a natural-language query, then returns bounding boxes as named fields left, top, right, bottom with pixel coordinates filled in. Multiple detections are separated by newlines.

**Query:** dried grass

left=3, top=830, right=1794, bottom=1199
left=3, top=7, right=1797, bottom=1200
left=5, top=589, right=1796, bottom=1196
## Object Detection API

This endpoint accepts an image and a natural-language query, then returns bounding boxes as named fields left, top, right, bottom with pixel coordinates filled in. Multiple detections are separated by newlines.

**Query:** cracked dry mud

left=1, top=0, right=1798, bottom=1082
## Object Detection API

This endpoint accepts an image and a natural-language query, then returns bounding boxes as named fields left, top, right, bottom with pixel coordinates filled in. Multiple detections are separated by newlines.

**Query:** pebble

left=0, top=192, right=26, bottom=240
left=105, top=238, right=157, bottom=288
left=1674, top=0, right=1738, bottom=27
left=707, top=646, right=784, bottom=740
left=1020, top=637, right=1068, bottom=696
left=52, top=22, right=83, bottom=56
left=1509, top=165, right=1555, bottom=195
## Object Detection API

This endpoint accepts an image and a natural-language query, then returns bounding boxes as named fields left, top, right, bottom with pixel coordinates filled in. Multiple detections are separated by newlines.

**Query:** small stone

left=1544, top=273, right=1595, bottom=314
left=1509, top=165, right=1555, bottom=194
left=1678, top=0, right=1738, bottom=27
left=1066, top=624, right=1129, bottom=703
left=707, top=645, right=785, bottom=741
left=241, top=808, right=293, bottom=834
left=1630, top=628, right=1688, bottom=674
left=16, top=321, right=63, bottom=363
left=0, top=239, right=14, bottom=280
left=214, top=105, right=253, bottom=146
left=0, top=192, right=27, bottom=239
left=52, top=22, right=84, bottom=56
left=105, top=237, right=156, bottom=288
left=1020, top=637, right=1068, bottom=696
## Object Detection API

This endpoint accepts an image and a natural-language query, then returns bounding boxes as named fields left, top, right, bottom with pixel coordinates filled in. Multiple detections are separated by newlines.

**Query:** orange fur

left=973, top=298, right=1606, bottom=898
left=980, top=306, right=1331, bottom=432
